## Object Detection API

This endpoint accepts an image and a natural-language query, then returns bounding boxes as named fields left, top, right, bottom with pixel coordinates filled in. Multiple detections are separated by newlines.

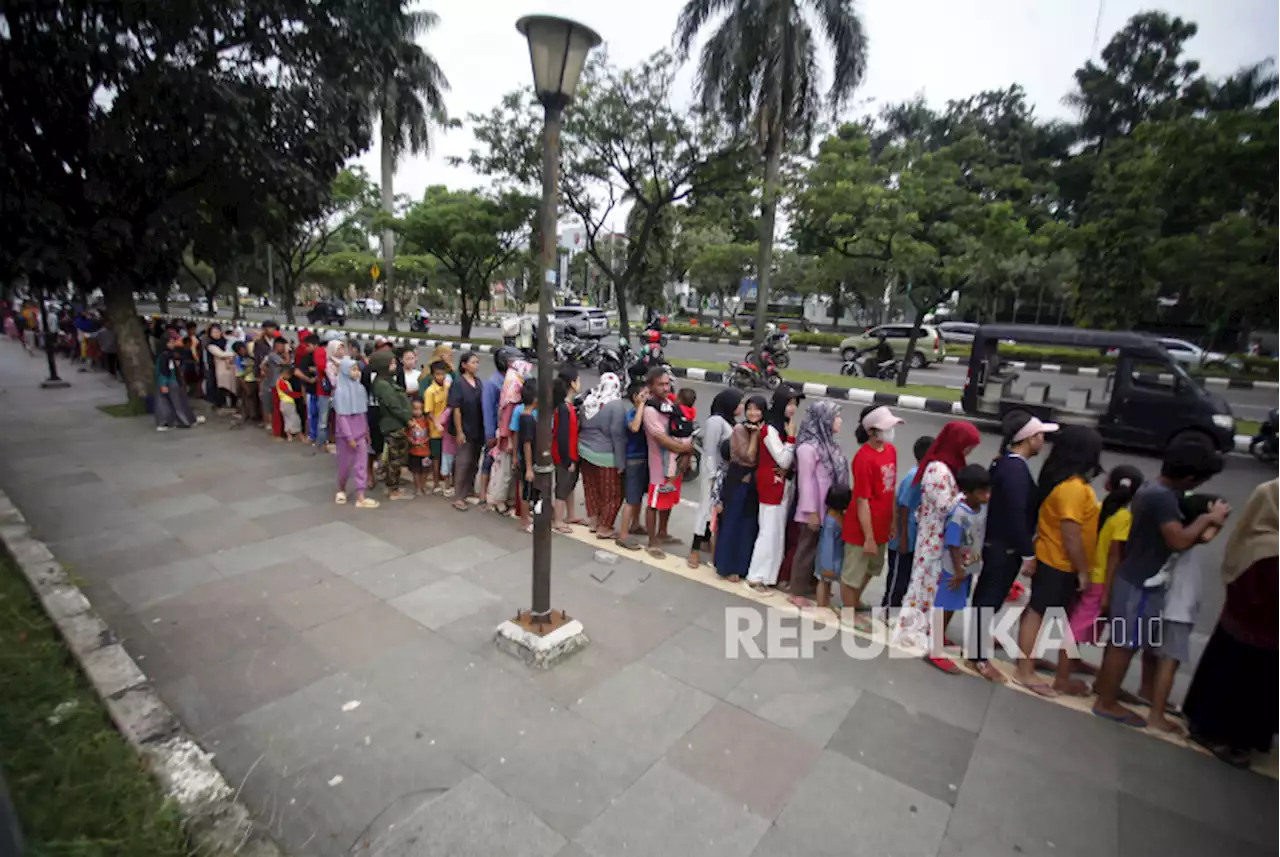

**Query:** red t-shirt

left=843, top=442, right=897, bottom=546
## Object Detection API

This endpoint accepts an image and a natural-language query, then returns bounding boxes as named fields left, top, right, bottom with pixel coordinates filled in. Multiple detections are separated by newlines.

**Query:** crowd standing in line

left=18, top=314, right=1272, bottom=769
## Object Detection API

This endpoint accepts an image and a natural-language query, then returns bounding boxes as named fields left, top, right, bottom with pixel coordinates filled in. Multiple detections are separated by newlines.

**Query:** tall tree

left=369, top=6, right=449, bottom=332
left=793, top=124, right=1027, bottom=384
left=0, top=0, right=386, bottom=403
left=459, top=51, right=733, bottom=341
left=675, top=0, right=868, bottom=354
left=268, top=169, right=379, bottom=323
left=391, top=186, right=536, bottom=337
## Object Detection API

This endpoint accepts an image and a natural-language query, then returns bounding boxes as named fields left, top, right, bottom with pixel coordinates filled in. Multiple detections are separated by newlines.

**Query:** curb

left=0, top=490, right=283, bottom=857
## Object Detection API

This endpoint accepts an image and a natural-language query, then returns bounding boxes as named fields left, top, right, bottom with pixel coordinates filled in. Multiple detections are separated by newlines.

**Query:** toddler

left=276, top=365, right=301, bottom=441
left=662, top=387, right=696, bottom=489
left=407, top=399, right=433, bottom=496
left=815, top=485, right=853, bottom=612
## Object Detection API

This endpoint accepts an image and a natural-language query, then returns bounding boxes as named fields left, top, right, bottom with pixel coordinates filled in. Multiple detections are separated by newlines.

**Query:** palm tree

left=374, top=7, right=449, bottom=331
left=675, top=0, right=867, bottom=353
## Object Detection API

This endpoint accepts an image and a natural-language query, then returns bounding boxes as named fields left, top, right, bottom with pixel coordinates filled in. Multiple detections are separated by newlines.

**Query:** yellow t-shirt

left=1090, top=507, right=1132, bottom=585
left=1035, top=477, right=1100, bottom=573
left=422, top=381, right=448, bottom=439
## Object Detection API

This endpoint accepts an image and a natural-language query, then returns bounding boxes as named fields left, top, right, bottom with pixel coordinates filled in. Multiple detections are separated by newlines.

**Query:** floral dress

left=892, top=461, right=960, bottom=652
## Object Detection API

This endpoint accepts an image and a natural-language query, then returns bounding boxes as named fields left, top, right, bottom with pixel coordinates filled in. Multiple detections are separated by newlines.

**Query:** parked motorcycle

left=727, top=352, right=782, bottom=390
left=1250, top=408, right=1278, bottom=463
left=554, top=332, right=601, bottom=369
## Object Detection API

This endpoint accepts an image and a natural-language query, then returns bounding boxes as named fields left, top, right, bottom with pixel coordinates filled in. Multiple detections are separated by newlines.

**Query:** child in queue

left=422, top=360, right=449, bottom=494
left=407, top=399, right=433, bottom=497
left=276, top=365, right=301, bottom=441
left=815, top=485, right=852, bottom=613
left=935, top=464, right=991, bottom=643
left=1139, top=492, right=1221, bottom=733
left=517, top=384, right=538, bottom=533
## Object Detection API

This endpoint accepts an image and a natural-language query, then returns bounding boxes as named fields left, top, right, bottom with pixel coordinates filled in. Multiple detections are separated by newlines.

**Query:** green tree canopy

left=391, top=186, right=536, bottom=337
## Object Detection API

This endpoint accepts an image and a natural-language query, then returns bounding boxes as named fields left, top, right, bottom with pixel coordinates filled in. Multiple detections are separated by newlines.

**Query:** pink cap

left=861, top=406, right=904, bottom=432
left=1013, top=415, right=1060, bottom=443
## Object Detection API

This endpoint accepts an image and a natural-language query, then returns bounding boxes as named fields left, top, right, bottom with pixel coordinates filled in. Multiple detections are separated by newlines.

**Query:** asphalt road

left=148, top=305, right=1277, bottom=421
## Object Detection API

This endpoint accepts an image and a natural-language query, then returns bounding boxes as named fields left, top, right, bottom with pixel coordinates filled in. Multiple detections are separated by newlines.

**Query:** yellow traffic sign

left=370, top=263, right=381, bottom=280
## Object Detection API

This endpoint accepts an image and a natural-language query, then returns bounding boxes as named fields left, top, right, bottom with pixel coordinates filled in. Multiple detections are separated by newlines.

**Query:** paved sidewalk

left=0, top=346, right=1275, bottom=857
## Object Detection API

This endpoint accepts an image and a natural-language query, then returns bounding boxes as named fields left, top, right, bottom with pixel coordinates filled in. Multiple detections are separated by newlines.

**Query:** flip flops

left=1091, top=706, right=1147, bottom=728
left=1015, top=677, right=1058, bottom=698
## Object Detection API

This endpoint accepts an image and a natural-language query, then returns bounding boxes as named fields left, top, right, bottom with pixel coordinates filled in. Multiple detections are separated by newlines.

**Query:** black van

left=962, top=325, right=1236, bottom=452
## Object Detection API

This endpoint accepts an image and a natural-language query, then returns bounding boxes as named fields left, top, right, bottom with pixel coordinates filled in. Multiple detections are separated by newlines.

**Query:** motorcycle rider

left=854, top=333, right=894, bottom=378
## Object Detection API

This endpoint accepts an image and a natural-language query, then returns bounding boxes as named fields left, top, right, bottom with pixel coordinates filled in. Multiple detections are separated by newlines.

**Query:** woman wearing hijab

left=204, top=324, right=237, bottom=413
left=320, top=339, right=345, bottom=451
left=578, top=372, right=630, bottom=538
left=1183, top=478, right=1278, bottom=767
left=689, top=389, right=744, bottom=569
left=745, top=388, right=800, bottom=593
left=787, top=400, right=848, bottom=602
left=714, top=395, right=767, bottom=580
left=333, top=354, right=378, bottom=508
left=892, top=420, right=981, bottom=665
left=154, top=338, right=203, bottom=430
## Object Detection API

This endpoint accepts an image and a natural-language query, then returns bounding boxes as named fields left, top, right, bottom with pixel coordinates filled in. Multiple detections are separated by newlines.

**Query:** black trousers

left=967, top=544, right=1023, bottom=661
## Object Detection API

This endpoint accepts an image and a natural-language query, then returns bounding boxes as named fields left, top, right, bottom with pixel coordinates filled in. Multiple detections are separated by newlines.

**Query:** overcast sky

left=353, top=0, right=1279, bottom=210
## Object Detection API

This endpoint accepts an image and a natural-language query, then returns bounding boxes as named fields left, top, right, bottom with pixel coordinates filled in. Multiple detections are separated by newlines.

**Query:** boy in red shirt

left=842, top=405, right=903, bottom=628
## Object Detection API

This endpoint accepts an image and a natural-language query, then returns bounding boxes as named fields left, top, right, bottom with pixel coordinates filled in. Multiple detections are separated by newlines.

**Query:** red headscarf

left=913, top=420, right=981, bottom=484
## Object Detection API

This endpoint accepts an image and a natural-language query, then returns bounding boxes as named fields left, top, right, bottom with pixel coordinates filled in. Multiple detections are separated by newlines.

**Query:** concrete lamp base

left=494, top=616, right=589, bottom=670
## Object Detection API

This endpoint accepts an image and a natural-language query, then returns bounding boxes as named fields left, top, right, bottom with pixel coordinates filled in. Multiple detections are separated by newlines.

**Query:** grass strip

left=668, top=358, right=963, bottom=402
left=0, top=551, right=192, bottom=856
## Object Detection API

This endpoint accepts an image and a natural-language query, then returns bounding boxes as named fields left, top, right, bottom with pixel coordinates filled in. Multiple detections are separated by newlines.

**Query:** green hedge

left=663, top=322, right=845, bottom=347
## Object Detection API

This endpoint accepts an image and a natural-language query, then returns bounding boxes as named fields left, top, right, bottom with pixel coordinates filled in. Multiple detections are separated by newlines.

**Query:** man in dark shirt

left=295, top=335, right=320, bottom=444
left=517, top=384, right=538, bottom=530
left=1091, top=441, right=1230, bottom=727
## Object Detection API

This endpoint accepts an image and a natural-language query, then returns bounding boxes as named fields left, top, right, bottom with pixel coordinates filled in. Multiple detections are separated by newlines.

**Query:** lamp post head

left=516, top=15, right=602, bottom=110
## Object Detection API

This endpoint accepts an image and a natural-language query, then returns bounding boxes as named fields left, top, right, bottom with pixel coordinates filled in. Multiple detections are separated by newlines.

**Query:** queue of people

left=62, top=316, right=1274, bottom=769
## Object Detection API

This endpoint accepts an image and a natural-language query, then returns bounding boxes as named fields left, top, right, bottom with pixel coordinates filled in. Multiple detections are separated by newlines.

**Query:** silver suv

left=553, top=306, right=609, bottom=339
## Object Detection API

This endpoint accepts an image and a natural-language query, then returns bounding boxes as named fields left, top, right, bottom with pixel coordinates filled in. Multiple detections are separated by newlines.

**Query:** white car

left=352, top=297, right=383, bottom=316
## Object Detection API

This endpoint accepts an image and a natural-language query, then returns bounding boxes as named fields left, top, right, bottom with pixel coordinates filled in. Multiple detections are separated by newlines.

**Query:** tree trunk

left=381, top=118, right=399, bottom=332
left=753, top=135, right=783, bottom=357
left=615, top=277, right=631, bottom=344
left=157, top=288, right=169, bottom=314
left=103, top=279, right=154, bottom=404
left=282, top=274, right=296, bottom=324
left=459, top=288, right=472, bottom=339
left=896, top=303, right=929, bottom=388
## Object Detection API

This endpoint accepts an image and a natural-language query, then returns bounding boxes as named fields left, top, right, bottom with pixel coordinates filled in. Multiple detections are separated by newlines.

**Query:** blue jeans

left=308, top=394, right=331, bottom=443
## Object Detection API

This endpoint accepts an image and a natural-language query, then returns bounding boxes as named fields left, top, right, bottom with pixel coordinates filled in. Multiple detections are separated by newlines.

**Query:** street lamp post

left=503, top=14, right=600, bottom=651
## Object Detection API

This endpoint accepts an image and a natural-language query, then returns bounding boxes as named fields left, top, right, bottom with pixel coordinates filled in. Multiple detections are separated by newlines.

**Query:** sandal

left=686, top=554, right=700, bottom=569
left=748, top=582, right=771, bottom=594
left=335, top=491, right=348, bottom=505
left=595, top=531, right=616, bottom=540
left=645, top=547, right=666, bottom=560
left=1015, top=676, right=1058, bottom=697
left=1092, top=706, right=1148, bottom=728
left=452, top=501, right=470, bottom=512
left=355, top=497, right=380, bottom=509
left=972, top=661, right=1007, bottom=684
left=615, top=538, right=641, bottom=551
left=926, top=655, right=962, bottom=675
left=553, top=524, right=574, bottom=534
left=1054, top=678, right=1092, bottom=697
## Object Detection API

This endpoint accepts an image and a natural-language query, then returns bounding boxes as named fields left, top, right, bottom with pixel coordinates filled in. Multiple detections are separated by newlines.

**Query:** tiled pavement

left=0, top=347, right=1275, bottom=857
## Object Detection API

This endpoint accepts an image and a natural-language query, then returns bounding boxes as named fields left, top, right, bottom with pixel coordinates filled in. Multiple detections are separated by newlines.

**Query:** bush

left=663, top=322, right=844, bottom=347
